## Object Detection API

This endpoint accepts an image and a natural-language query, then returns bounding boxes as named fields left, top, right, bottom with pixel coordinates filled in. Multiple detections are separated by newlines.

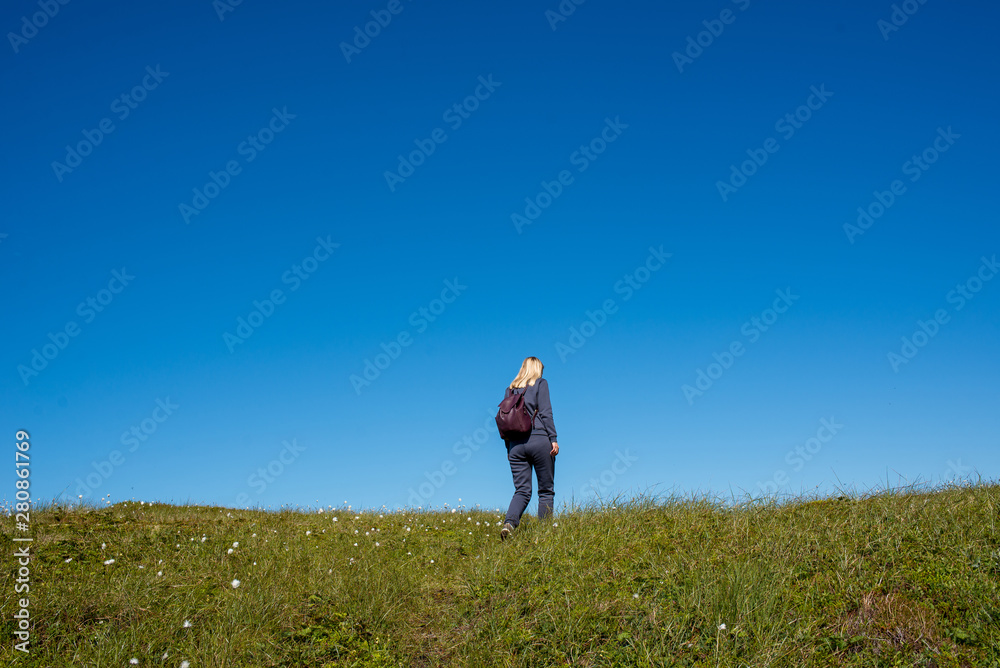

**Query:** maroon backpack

left=495, top=386, right=538, bottom=442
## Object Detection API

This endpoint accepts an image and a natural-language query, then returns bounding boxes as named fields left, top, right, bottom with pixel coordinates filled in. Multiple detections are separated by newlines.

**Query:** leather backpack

left=495, top=386, right=537, bottom=442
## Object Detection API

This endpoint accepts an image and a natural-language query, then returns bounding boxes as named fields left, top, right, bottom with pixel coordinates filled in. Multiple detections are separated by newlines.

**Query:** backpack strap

left=512, top=385, right=539, bottom=425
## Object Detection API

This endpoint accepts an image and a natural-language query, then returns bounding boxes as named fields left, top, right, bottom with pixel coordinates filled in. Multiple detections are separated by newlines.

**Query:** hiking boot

left=500, top=522, right=514, bottom=541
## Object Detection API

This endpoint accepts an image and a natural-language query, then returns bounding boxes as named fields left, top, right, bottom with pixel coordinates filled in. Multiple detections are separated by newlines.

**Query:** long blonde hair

left=509, top=356, right=543, bottom=389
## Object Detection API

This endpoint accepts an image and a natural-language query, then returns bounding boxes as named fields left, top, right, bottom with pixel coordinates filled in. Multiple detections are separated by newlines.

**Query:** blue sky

left=3, top=0, right=997, bottom=512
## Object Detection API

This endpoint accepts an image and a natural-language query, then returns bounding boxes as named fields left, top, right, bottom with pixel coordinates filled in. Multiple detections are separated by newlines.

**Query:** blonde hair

left=509, top=356, right=544, bottom=389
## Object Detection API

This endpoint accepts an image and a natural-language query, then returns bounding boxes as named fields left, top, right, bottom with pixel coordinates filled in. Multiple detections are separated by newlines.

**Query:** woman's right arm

left=536, top=379, right=558, bottom=444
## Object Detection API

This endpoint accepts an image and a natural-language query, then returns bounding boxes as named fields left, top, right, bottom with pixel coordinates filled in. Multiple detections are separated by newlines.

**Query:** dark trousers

left=504, top=433, right=555, bottom=527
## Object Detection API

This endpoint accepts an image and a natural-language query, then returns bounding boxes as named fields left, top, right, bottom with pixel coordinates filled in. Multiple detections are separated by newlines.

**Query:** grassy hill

left=2, top=482, right=998, bottom=667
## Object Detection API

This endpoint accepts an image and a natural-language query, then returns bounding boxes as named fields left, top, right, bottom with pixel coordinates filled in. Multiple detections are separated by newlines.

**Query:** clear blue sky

left=3, top=0, right=997, bottom=512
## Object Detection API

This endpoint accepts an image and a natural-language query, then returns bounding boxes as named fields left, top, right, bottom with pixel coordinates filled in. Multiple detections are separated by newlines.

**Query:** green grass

left=2, top=482, right=998, bottom=667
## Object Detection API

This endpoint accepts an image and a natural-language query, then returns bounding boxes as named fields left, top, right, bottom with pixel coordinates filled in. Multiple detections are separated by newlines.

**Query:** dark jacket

left=511, top=378, right=558, bottom=442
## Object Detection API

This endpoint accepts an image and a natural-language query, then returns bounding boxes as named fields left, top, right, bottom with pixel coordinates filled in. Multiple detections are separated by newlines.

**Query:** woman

left=500, top=356, right=559, bottom=540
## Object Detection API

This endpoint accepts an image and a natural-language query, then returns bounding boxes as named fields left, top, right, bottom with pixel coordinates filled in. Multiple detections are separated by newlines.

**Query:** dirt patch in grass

left=834, top=589, right=950, bottom=655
